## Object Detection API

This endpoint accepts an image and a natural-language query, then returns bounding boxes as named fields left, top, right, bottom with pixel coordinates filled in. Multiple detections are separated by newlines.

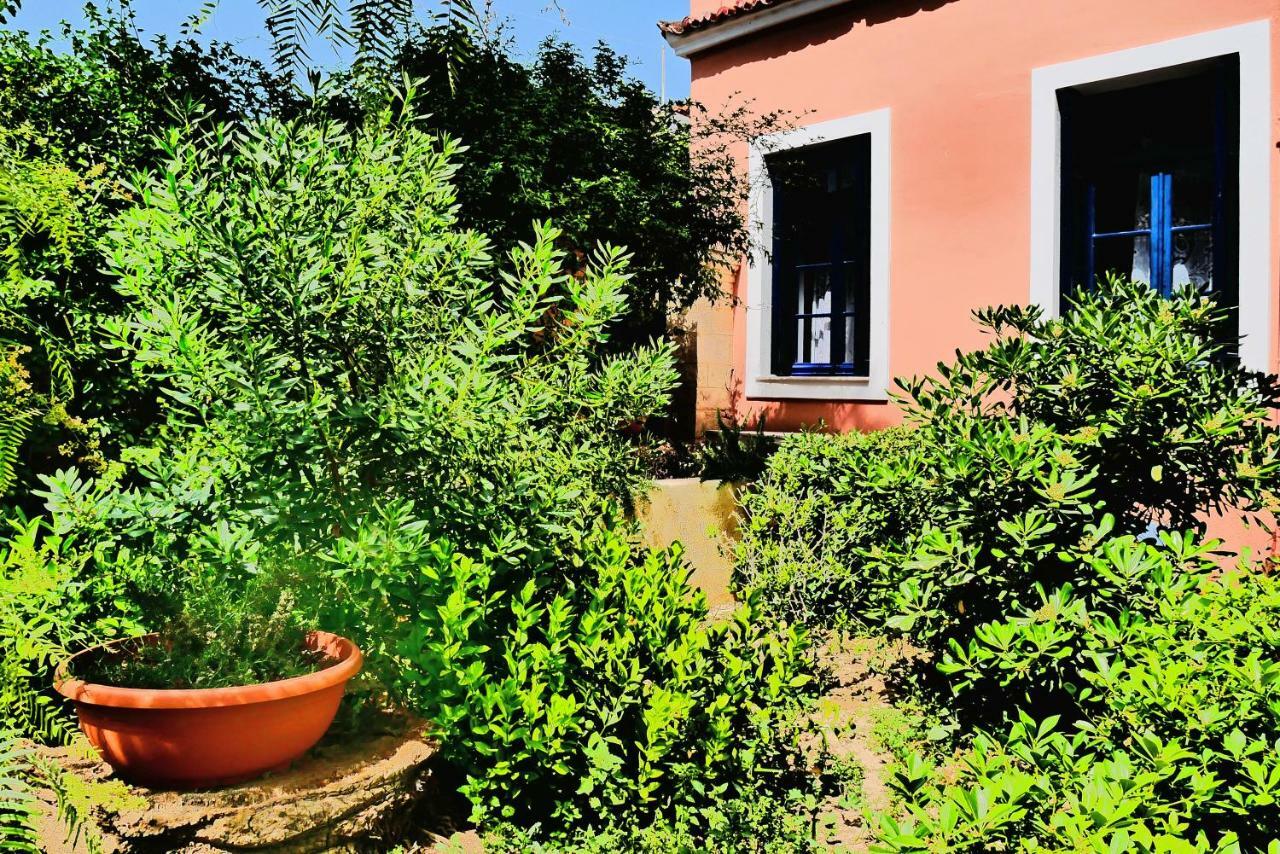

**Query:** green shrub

left=0, top=129, right=113, bottom=499
left=70, top=79, right=677, bottom=603
left=381, top=35, right=794, bottom=350
left=734, top=425, right=933, bottom=626
left=486, top=777, right=828, bottom=853
left=737, top=281, right=1280, bottom=708
left=936, top=530, right=1216, bottom=703
left=0, top=516, right=93, bottom=748
left=901, top=279, right=1280, bottom=533
left=0, top=512, right=130, bottom=852
left=876, top=559, right=1280, bottom=852
left=58, top=75, right=678, bottom=669
left=316, top=504, right=816, bottom=833
left=0, top=11, right=296, bottom=506
left=697, top=410, right=780, bottom=483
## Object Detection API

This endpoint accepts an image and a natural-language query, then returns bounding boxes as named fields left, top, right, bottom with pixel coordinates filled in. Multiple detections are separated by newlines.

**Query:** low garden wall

left=636, top=478, right=742, bottom=612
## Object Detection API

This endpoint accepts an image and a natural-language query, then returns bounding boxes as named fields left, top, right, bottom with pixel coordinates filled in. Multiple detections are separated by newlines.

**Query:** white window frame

left=746, top=108, right=892, bottom=401
left=1030, top=20, right=1272, bottom=371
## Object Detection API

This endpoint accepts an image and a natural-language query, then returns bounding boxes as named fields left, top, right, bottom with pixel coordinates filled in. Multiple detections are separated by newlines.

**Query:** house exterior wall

left=682, top=0, right=1280, bottom=435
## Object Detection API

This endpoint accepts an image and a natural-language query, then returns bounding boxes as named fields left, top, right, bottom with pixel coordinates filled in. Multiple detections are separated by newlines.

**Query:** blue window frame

left=767, top=135, right=871, bottom=377
left=1060, top=57, right=1239, bottom=325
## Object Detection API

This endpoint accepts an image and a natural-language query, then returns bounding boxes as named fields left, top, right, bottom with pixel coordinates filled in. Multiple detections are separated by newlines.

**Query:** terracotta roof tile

left=658, top=1, right=801, bottom=36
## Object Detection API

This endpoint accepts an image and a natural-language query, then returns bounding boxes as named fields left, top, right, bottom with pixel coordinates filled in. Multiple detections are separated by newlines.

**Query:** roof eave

left=661, top=0, right=857, bottom=58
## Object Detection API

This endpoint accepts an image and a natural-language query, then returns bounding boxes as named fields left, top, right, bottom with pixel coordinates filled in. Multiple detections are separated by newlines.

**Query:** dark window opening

left=1060, top=56, right=1240, bottom=344
left=767, top=135, right=872, bottom=377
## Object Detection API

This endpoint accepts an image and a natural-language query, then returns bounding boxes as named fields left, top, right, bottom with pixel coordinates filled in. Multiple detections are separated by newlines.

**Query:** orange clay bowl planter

left=54, top=631, right=362, bottom=790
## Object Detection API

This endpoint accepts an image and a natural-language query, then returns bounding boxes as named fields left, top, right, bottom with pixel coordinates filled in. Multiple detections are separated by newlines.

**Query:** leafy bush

left=738, top=281, right=1280, bottom=709
left=0, top=8, right=294, bottom=170
left=382, top=34, right=794, bottom=350
left=0, top=511, right=128, bottom=852
left=734, top=425, right=931, bottom=626
left=71, top=80, right=676, bottom=622
left=487, top=777, right=828, bottom=854
left=0, top=516, right=102, bottom=748
left=877, top=557, right=1280, bottom=852
left=0, top=129, right=112, bottom=499
left=317, top=506, right=816, bottom=833
left=0, top=9, right=817, bottom=849
left=901, top=279, right=1280, bottom=533
left=0, top=9, right=297, bottom=505
left=697, top=410, right=780, bottom=483
left=936, top=530, right=1214, bottom=702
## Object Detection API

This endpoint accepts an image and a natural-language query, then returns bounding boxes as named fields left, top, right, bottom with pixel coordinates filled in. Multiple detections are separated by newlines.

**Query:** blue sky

left=9, top=1, right=693, bottom=99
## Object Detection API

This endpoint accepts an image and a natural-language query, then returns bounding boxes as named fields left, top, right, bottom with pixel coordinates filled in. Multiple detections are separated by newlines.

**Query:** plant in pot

left=54, top=569, right=362, bottom=790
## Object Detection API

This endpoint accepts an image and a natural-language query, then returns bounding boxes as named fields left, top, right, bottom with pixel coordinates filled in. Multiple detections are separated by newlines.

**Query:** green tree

left=380, top=33, right=787, bottom=352
left=0, top=0, right=484, bottom=73
left=0, top=8, right=298, bottom=505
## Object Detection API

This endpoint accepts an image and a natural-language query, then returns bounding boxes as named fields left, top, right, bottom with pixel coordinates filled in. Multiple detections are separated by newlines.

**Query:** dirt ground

left=804, top=634, right=921, bottom=851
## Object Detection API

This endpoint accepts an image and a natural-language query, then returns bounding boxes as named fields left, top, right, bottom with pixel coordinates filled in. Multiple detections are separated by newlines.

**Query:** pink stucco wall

left=685, top=0, right=1280, bottom=436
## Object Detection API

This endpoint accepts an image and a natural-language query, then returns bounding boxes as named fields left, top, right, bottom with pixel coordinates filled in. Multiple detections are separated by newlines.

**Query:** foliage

left=0, top=8, right=295, bottom=170
left=0, top=734, right=38, bottom=851
left=698, top=410, right=779, bottom=483
left=0, top=349, right=36, bottom=497
left=0, top=512, right=128, bottom=853
left=0, top=127, right=111, bottom=498
left=936, top=530, right=1213, bottom=704
left=0, top=0, right=484, bottom=76
left=317, top=506, right=816, bottom=834
left=0, top=515, right=113, bottom=748
left=377, top=34, right=793, bottom=349
left=0, top=9, right=297, bottom=505
left=737, top=280, right=1280, bottom=709
left=737, top=280, right=1280, bottom=850
left=734, top=425, right=929, bottom=626
left=94, top=80, right=675, bottom=563
left=0, top=5, right=819, bottom=850
left=876, top=560, right=1280, bottom=852
left=486, top=776, right=830, bottom=854
left=900, top=276, right=1280, bottom=533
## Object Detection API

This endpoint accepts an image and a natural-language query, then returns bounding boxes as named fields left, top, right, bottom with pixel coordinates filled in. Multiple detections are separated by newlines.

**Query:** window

left=1059, top=58, right=1239, bottom=319
left=1032, top=21, right=1272, bottom=370
left=746, top=108, right=889, bottom=401
left=767, top=136, right=872, bottom=377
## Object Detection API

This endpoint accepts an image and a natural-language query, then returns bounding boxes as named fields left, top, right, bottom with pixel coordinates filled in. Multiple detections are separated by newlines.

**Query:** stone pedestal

left=37, top=727, right=444, bottom=853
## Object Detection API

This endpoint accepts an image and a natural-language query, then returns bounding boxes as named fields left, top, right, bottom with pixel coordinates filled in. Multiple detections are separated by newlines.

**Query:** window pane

left=1093, top=233, right=1151, bottom=285
left=1171, top=229, right=1213, bottom=292
left=841, top=261, right=859, bottom=365
left=796, top=266, right=832, bottom=364
left=797, top=267, right=832, bottom=316
left=797, top=316, right=832, bottom=364
left=1171, top=165, right=1215, bottom=229
left=843, top=316, right=858, bottom=364
left=1093, top=169, right=1151, bottom=234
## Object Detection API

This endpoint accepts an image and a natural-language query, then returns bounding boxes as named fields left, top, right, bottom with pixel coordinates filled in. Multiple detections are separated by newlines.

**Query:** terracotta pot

left=54, top=631, right=362, bottom=790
